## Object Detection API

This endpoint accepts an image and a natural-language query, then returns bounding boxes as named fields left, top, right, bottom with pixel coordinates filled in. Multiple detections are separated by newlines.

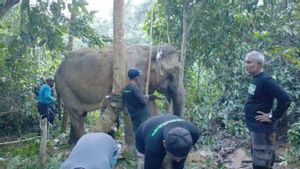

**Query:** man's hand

left=255, top=111, right=272, bottom=122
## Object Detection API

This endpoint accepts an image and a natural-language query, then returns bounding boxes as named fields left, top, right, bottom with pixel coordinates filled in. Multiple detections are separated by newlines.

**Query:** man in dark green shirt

left=244, top=51, right=291, bottom=169
left=135, top=115, right=200, bottom=169
left=123, top=68, right=150, bottom=132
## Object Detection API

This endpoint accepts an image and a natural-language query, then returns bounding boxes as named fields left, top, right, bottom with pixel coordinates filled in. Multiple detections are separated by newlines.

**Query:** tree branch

left=0, top=136, right=40, bottom=146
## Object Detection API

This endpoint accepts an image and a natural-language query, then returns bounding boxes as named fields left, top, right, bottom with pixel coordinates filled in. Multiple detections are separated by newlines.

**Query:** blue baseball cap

left=128, top=69, right=144, bottom=79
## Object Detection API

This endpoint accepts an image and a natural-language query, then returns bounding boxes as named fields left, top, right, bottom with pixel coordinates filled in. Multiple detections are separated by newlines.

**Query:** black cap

left=128, top=68, right=144, bottom=79
left=45, top=77, right=54, bottom=82
left=164, top=127, right=193, bottom=158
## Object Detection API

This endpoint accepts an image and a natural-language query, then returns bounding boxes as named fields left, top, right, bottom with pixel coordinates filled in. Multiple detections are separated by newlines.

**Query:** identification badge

left=248, top=83, right=256, bottom=95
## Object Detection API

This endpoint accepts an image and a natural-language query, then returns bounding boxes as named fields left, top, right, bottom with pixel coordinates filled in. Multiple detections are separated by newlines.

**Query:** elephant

left=54, top=44, right=185, bottom=143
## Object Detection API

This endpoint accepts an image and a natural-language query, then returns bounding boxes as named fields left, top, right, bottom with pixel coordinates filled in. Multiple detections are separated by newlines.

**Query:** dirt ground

left=186, top=147, right=295, bottom=169
left=0, top=130, right=298, bottom=169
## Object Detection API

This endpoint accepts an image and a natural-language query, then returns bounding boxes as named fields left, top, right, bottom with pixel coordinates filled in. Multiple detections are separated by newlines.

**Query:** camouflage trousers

left=250, top=131, right=276, bottom=169
left=137, top=150, right=145, bottom=169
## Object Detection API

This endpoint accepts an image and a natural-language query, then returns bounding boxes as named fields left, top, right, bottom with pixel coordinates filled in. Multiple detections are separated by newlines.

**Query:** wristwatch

left=268, top=113, right=272, bottom=119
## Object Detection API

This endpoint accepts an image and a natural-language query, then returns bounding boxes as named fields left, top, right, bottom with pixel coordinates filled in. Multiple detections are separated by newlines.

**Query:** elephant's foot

left=68, top=124, right=86, bottom=145
left=68, top=131, right=86, bottom=145
left=68, top=126, right=77, bottom=145
left=68, top=132, right=77, bottom=145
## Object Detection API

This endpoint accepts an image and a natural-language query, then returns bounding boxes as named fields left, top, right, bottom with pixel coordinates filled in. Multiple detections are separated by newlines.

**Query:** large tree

left=113, top=0, right=134, bottom=146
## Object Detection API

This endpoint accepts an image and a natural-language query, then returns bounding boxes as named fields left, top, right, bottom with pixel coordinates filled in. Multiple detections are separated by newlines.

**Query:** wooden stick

left=39, top=118, right=48, bottom=169
left=0, top=136, right=41, bottom=146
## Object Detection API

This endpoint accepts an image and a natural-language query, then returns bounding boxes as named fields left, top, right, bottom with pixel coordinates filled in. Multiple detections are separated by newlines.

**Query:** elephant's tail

left=55, top=87, right=62, bottom=120
left=54, top=73, right=62, bottom=120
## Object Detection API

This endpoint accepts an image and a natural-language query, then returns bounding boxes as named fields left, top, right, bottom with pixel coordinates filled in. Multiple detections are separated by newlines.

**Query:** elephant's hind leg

left=68, top=111, right=86, bottom=144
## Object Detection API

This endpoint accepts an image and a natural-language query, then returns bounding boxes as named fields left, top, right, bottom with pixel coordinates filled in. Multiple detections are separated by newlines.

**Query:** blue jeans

left=110, top=143, right=121, bottom=168
left=38, top=102, right=55, bottom=124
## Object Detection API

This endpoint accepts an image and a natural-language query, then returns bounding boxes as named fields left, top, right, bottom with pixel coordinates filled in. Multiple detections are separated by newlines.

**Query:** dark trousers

left=143, top=150, right=185, bottom=169
left=38, top=102, right=54, bottom=124
left=131, top=115, right=149, bottom=132
left=130, top=107, right=150, bottom=132
left=250, top=131, right=276, bottom=169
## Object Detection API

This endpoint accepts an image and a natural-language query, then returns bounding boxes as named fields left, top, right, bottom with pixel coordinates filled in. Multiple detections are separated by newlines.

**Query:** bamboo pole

left=0, top=136, right=40, bottom=146
left=39, top=118, right=48, bottom=169
left=145, top=1, right=154, bottom=97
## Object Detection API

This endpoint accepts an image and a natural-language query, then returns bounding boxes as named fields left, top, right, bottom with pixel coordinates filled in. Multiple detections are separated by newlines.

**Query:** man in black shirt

left=123, top=68, right=150, bottom=132
left=135, top=115, right=200, bottom=169
left=244, top=51, right=291, bottom=169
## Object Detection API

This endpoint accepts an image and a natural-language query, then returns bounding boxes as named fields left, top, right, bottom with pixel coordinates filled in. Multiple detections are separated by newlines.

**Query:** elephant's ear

left=151, top=45, right=177, bottom=60
left=151, top=48, right=162, bottom=77
left=147, top=49, right=162, bottom=92
left=150, top=44, right=181, bottom=84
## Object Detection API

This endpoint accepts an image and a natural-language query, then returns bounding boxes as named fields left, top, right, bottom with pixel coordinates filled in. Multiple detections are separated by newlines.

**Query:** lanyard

left=151, top=119, right=185, bottom=137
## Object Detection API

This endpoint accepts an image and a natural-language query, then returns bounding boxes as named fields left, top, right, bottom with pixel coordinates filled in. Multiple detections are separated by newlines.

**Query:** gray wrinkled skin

left=55, top=45, right=185, bottom=141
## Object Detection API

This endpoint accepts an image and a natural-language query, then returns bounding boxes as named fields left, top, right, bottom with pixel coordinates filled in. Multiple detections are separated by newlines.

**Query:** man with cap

left=60, top=132, right=119, bottom=169
left=37, top=77, right=56, bottom=124
left=135, top=114, right=200, bottom=169
left=123, top=68, right=150, bottom=132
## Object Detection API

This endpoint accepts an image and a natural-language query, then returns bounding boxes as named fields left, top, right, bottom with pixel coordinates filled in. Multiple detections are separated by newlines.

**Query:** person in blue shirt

left=60, top=133, right=120, bottom=169
left=38, top=77, right=56, bottom=124
left=244, top=51, right=291, bottom=169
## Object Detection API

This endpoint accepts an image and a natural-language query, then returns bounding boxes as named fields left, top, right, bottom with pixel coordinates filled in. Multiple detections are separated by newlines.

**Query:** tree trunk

left=61, top=8, right=76, bottom=133
left=179, top=5, right=187, bottom=83
left=178, top=1, right=194, bottom=116
left=179, top=2, right=189, bottom=115
left=67, top=12, right=75, bottom=50
left=113, top=0, right=134, bottom=146
left=113, top=0, right=125, bottom=93
left=179, top=1, right=194, bottom=82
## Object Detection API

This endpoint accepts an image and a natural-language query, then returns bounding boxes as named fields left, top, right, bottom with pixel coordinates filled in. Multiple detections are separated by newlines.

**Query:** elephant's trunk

left=171, top=83, right=185, bottom=116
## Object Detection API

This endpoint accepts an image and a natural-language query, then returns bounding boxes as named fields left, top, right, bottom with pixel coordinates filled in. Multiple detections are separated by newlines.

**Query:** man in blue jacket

left=244, top=51, right=292, bottom=169
left=38, top=77, right=56, bottom=124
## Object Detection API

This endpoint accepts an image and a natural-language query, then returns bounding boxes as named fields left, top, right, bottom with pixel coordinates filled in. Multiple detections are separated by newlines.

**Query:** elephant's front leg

left=94, top=106, right=118, bottom=133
